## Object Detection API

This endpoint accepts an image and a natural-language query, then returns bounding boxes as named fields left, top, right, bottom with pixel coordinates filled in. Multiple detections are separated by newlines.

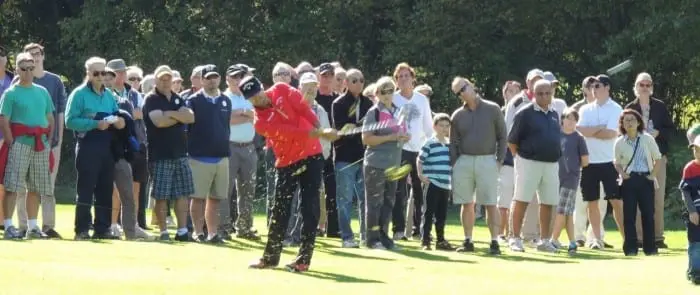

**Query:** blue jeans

left=687, top=220, right=700, bottom=277
left=335, top=161, right=366, bottom=241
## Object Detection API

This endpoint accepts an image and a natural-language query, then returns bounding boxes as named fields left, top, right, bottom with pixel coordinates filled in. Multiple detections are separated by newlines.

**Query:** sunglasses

left=455, top=84, right=469, bottom=96
left=379, top=88, right=394, bottom=95
left=128, top=77, right=142, bottom=82
left=20, top=66, right=35, bottom=72
left=92, top=71, right=108, bottom=77
left=638, top=83, right=652, bottom=88
left=350, top=78, right=365, bottom=84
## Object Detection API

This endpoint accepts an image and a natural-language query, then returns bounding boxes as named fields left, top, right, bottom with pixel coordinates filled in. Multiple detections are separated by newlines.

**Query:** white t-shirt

left=392, top=91, right=433, bottom=152
left=552, top=98, right=567, bottom=117
left=577, top=98, right=622, bottom=163
left=224, top=90, right=255, bottom=143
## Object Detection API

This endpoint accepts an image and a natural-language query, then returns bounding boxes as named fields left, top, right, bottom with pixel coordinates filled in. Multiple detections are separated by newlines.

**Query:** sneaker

left=655, top=240, right=668, bottom=249
left=456, top=240, right=475, bottom=252
left=509, top=237, right=525, bottom=252
left=369, top=241, right=387, bottom=250
left=576, top=239, right=585, bottom=247
left=285, top=262, right=309, bottom=273
left=249, top=258, right=277, bottom=269
left=489, top=241, right=501, bottom=255
left=92, top=232, right=120, bottom=240
left=411, top=232, right=421, bottom=241
left=498, top=235, right=508, bottom=245
left=550, top=239, right=562, bottom=249
left=342, top=240, right=360, bottom=248
left=589, top=239, right=602, bottom=250
left=536, top=240, right=558, bottom=253
left=174, top=232, right=191, bottom=242
left=525, top=238, right=540, bottom=248
left=159, top=233, right=171, bottom=241
left=567, top=242, right=577, bottom=255
left=25, top=228, right=49, bottom=239
left=44, top=228, right=62, bottom=239
left=194, top=234, right=207, bottom=242
left=435, top=240, right=455, bottom=251
left=74, top=231, right=91, bottom=240
left=421, top=242, right=432, bottom=250
left=236, top=231, right=261, bottom=241
left=3, top=226, right=23, bottom=240
left=219, top=230, right=233, bottom=241
left=603, top=241, right=614, bottom=249
left=110, top=224, right=123, bottom=237
left=133, top=227, right=155, bottom=241
left=393, top=232, right=407, bottom=241
left=207, top=234, right=224, bottom=244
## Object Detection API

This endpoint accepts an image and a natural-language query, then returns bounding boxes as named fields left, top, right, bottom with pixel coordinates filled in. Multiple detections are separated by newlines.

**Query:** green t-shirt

left=0, top=83, right=55, bottom=147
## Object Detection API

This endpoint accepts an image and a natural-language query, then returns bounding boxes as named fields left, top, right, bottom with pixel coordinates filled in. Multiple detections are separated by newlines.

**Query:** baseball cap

left=688, top=124, right=700, bottom=147
left=201, top=65, right=220, bottom=78
left=526, top=69, right=545, bottom=81
left=190, top=65, right=205, bottom=78
left=317, top=63, right=335, bottom=75
left=106, top=59, right=127, bottom=72
left=154, top=65, right=174, bottom=79
left=299, top=72, right=318, bottom=85
left=172, top=70, right=183, bottom=82
left=543, top=71, right=559, bottom=83
left=594, top=74, right=612, bottom=86
left=226, top=63, right=255, bottom=76
left=239, top=76, right=264, bottom=99
left=105, top=67, right=116, bottom=76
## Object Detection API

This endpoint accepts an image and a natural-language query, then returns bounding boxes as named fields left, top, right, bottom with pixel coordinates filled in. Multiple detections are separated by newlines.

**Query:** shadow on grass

left=317, top=248, right=396, bottom=261
left=275, top=268, right=384, bottom=283
left=393, top=248, right=475, bottom=263
left=473, top=252, right=575, bottom=264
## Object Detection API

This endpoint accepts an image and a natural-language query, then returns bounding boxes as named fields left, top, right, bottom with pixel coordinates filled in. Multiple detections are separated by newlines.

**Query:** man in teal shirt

left=65, top=56, right=125, bottom=240
left=0, top=52, right=55, bottom=240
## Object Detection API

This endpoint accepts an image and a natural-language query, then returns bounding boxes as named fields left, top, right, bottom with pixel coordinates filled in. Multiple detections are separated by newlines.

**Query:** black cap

left=226, top=63, right=255, bottom=76
left=201, top=64, right=220, bottom=78
left=317, top=63, right=334, bottom=75
left=239, top=76, right=264, bottom=99
left=594, top=74, right=612, bottom=87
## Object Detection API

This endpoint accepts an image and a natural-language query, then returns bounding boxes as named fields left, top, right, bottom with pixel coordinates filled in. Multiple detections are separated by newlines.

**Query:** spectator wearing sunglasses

left=66, top=57, right=125, bottom=240
left=331, top=69, right=373, bottom=247
left=625, top=72, right=674, bottom=249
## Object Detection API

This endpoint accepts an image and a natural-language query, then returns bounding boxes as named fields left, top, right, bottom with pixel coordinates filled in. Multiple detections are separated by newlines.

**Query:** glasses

left=350, top=78, right=365, bottom=84
left=128, top=77, right=142, bottom=82
left=638, top=83, right=652, bottom=88
left=275, top=72, right=290, bottom=77
left=379, top=88, right=394, bottom=95
left=92, top=71, right=108, bottom=77
left=19, top=66, right=35, bottom=72
left=455, top=84, right=470, bottom=96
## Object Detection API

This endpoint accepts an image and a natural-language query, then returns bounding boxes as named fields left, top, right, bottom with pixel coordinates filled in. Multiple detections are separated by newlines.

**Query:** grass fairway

left=0, top=204, right=697, bottom=294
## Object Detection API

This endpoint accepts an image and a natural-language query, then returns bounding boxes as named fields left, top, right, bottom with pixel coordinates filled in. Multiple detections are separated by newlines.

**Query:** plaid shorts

left=149, top=158, right=194, bottom=200
left=556, top=186, right=577, bottom=216
left=4, top=142, right=51, bottom=195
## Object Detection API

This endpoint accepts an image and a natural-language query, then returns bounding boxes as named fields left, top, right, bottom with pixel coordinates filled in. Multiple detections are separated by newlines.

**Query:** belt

left=629, top=171, right=650, bottom=176
left=230, top=141, right=253, bottom=147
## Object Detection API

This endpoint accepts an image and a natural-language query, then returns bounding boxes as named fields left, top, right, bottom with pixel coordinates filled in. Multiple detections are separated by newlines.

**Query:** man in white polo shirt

left=391, top=62, right=433, bottom=240
left=576, top=74, right=623, bottom=249
left=219, top=63, right=260, bottom=240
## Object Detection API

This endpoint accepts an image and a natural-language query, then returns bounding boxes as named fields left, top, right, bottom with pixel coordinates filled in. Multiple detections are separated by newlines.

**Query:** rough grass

left=0, top=204, right=697, bottom=295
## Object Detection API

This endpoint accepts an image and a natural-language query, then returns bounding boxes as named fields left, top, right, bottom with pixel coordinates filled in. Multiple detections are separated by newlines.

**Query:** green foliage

left=3, top=0, right=700, bottom=220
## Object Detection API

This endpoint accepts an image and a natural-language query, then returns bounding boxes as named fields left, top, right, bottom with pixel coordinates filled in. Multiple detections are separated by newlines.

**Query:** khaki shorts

left=497, top=165, right=515, bottom=208
left=513, top=156, right=559, bottom=206
left=452, top=155, right=498, bottom=206
left=189, top=158, right=229, bottom=200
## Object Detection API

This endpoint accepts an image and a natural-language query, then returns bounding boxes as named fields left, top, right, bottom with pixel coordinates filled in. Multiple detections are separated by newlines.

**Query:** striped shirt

left=419, top=136, right=451, bottom=190
left=624, top=135, right=649, bottom=173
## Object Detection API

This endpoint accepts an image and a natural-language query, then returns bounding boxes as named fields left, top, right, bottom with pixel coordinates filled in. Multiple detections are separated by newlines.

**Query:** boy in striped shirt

left=417, top=113, right=454, bottom=251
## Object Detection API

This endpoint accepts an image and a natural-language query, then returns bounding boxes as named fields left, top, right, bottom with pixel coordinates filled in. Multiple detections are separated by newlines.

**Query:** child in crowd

left=550, top=109, right=588, bottom=254
left=417, top=113, right=454, bottom=251
left=680, top=124, right=700, bottom=285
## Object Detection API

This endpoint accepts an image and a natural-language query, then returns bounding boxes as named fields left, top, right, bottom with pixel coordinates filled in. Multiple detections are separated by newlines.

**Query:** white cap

left=543, top=71, right=558, bottom=83
left=172, top=70, right=183, bottom=82
left=526, top=69, right=545, bottom=81
left=300, top=72, right=318, bottom=85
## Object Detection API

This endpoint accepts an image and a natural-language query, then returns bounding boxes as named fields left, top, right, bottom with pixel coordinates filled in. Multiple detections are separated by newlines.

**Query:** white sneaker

left=110, top=224, right=123, bottom=237
left=537, top=240, right=558, bottom=253
left=369, top=242, right=387, bottom=250
left=134, top=227, right=155, bottom=241
left=525, top=238, right=540, bottom=248
left=550, top=239, right=562, bottom=249
left=342, top=240, right=360, bottom=248
left=393, top=232, right=406, bottom=240
left=589, top=239, right=602, bottom=250
left=509, top=237, right=525, bottom=252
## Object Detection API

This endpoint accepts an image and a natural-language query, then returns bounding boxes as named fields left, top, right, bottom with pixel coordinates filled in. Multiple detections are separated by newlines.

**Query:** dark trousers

left=687, top=219, right=700, bottom=276
left=364, top=165, right=397, bottom=247
left=621, top=173, right=656, bottom=255
left=74, top=142, right=115, bottom=235
left=421, top=182, right=449, bottom=243
left=137, top=179, right=148, bottom=228
left=263, top=154, right=323, bottom=265
left=324, top=157, right=339, bottom=237
left=393, top=150, right=423, bottom=235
